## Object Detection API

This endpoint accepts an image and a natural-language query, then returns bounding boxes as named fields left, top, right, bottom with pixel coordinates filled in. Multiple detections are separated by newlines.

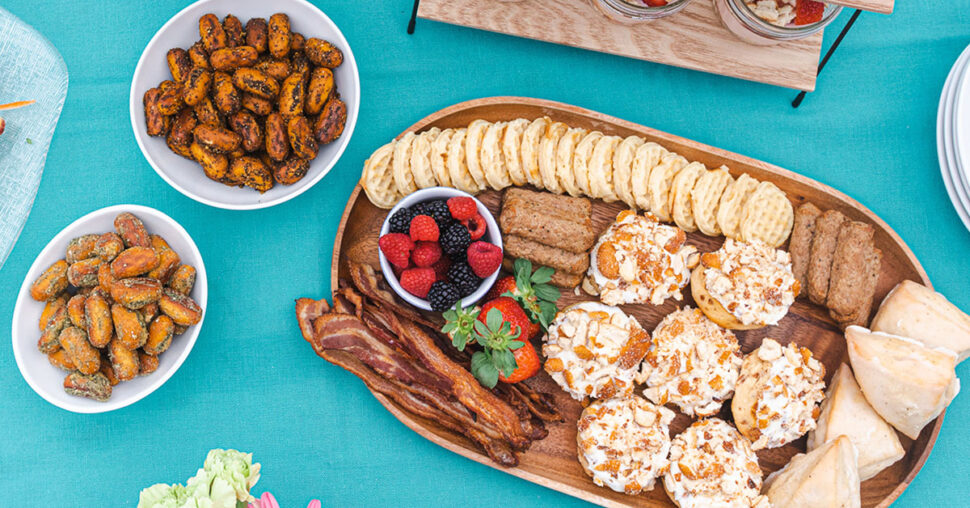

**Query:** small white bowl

left=379, top=187, right=503, bottom=311
left=12, top=205, right=208, bottom=413
left=129, top=0, right=359, bottom=210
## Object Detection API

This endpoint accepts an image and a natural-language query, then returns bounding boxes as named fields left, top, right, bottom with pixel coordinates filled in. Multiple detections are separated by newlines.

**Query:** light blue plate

left=0, top=6, right=68, bottom=268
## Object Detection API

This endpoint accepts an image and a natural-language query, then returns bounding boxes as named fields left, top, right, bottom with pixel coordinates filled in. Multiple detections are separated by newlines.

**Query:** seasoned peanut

left=111, top=304, right=148, bottom=349
left=304, top=38, right=343, bottom=68
left=265, top=112, right=289, bottom=161
left=228, top=111, right=262, bottom=152
left=229, top=156, right=274, bottom=193
left=199, top=13, right=227, bottom=52
left=144, top=88, right=168, bottom=137
left=157, top=80, right=184, bottom=116
left=48, top=348, right=75, bottom=371
left=64, top=372, right=112, bottom=401
left=108, top=339, right=139, bottom=381
left=305, top=68, right=334, bottom=115
left=59, top=326, right=100, bottom=375
left=314, top=96, right=347, bottom=145
left=85, top=292, right=113, bottom=348
left=167, top=108, right=198, bottom=159
left=174, top=324, right=189, bottom=335
left=145, top=314, right=175, bottom=355
left=193, top=97, right=221, bottom=126
left=38, top=305, right=69, bottom=353
left=160, top=288, right=203, bottom=326
left=191, top=142, right=229, bottom=181
left=167, top=48, right=193, bottom=83
left=110, top=277, right=162, bottom=310
left=99, top=358, right=120, bottom=386
left=67, top=257, right=102, bottom=287
left=149, top=234, right=170, bottom=251
left=148, top=248, right=180, bottom=283
left=193, top=123, right=242, bottom=153
left=268, top=13, right=291, bottom=59
left=66, top=234, right=98, bottom=264
left=138, top=351, right=160, bottom=376
left=212, top=71, right=240, bottom=114
left=111, top=246, right=159, bottom=278
left=274, top=157, right=309, bottom=185
left=188, top=41, right=211, bottom=70
left=278, top=74, right=305, bottom=116
left=224, top=14, right=244, bottom=47
left=287, top=115, right=318, bottom=159
left=31, top=259, right=69, bottom=301
left=67, top=294, right=87, bottom=328
left=210, top=46, right=258, bottom=71
left=39, top=295, right=68, bottom=331
left=94, top=232, right=125, bottom=262
left=168, top=264, right=196, bottom=295
left=232, top=67, right=279, bottom=99
left=245, top=17, right=268, bottom=53
left=241, top=93, right=272, bottom=116
left=254, top=58, right=290, bottom=81
left=290, top=32, right=305, bottom=52
left=183, top=67, right=213, bottom=106
left=290, top=51, right=310, bottom=78
left=114, top=212, right=151, bottom=248
left=140, top=302, right=159, bottom=323
left=97, top=263, right=117, bottom=294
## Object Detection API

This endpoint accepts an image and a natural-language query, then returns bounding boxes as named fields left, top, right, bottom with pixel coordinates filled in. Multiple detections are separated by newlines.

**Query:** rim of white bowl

left=128, top=0, right=360, bottom=210
left=11, top=204, right=208, bottom=413
left=378, top=187, right=503, bottom=311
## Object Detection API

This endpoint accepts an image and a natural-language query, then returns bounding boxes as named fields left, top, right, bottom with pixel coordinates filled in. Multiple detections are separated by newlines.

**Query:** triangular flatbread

left=764, top=435, right=860, bottom=508
left=871, top=280, right=970, bottom=362
left=807, top=363, right=904, bottom=480
left=845, top=326, right=960, bottom=439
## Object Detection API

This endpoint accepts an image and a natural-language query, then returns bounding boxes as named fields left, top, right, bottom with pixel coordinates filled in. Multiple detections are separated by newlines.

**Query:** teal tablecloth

left=1, top=1, right=968, bottom=506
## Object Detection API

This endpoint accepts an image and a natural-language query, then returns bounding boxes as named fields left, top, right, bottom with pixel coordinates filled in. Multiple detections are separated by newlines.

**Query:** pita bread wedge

left=845, top=326, right=960, bottom=439
left=763, top=435, right=860, bottom=508
left=807, top=363, right=904, bottom=480
left=871, top=280, right=970, bottom=362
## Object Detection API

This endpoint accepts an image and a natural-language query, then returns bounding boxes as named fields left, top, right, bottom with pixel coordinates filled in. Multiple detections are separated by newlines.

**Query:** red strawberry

left=793, top=0, right=824, bottom=25
left=461, top=213, right=487, bottom=241
left=498, top=341, right=541, bottom=384
left=486, top=275, right=519, bottom=301
left=409, top=215, right=439, bottom=242
left=378, top=233, right=413, bottom=269
left=431, top=256, right=452, bottom=281
left=412, top=241, right=442, bottom=267
left=642, top=0, right=668, bottom=5
left=466, top=241, right=503, bottom=278
left=446, top=196, right=478, bottom=220
left=399, top=267, right=436, bottom=298
left=478, top=297, right=540, bottom=342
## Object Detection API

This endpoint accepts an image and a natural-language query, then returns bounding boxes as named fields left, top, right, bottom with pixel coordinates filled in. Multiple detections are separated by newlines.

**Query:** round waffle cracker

left=573, top=131, right=604, bottom=197
left=429, top=128, right=455, bottom=188
left=739, top=181, right=794, bottom=248
left=668, top=161, right=707, bottom=232
left=691, top=166, right=734, bottom=236
left=391, top=131, right=418, bottom=196
left=612, top=135, right=645, bottom=209
left=409, top=127, right=441, bottom=190
left=464, top=119, right=491, bottom=190
left=521, top=117, right=550, bottom=189
left=716, top=173, right=759, bottom=240
left=481, top=121, right=513, bottom=190
left=588, top=135, right=621, bottom=202
left=556, top=127, right=588, bottom=197
left=361, top=141, right=400, bottom=209
left=646, top=152, right=688, bottom=222
left=631, top=142, right=666, bottom=211
left=446, top=128, right=481, bottom=194
left=502, top=118, right=530, bottom=186
left=539, top=121, right=569, bottom=194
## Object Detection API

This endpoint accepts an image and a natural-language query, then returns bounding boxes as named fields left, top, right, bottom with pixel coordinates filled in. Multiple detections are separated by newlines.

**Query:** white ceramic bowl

left=379, top=187, right=503, bottom=311
left=12, top=205, right=208, bottom=413
left=129, top=0, right=359, bottom=210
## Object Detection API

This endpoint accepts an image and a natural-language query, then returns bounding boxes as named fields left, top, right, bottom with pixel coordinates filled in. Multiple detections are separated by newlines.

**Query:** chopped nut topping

left=703, top=239, right=798, bottom=326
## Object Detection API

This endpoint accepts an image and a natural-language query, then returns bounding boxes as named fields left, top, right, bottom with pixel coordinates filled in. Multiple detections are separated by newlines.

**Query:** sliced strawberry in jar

left=793, top=0, right=825, bottom=25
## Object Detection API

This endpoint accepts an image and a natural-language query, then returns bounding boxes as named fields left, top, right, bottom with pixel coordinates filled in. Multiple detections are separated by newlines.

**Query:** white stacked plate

left=937, top=44, right=970, bottom=232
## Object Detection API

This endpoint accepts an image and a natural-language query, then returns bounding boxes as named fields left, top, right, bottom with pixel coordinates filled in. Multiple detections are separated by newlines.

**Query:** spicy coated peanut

left=111, top=304, right=148, bottom=349
left=30, top=259, right=69, bottom=301
left=59, top=326, right=100, bottom=375
left=108, top=338, right=140, bottom=381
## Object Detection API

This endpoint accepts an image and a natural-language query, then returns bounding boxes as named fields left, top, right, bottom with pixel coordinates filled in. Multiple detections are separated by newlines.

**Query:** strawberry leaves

left=504, top=258, right=560, bottom=331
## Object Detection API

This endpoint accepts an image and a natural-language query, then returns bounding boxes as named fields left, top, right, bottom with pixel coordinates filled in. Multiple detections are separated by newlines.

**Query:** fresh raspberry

left=378, top=233, right=413, bottom=269
left=391, top=263, right=405, bottom=279
left=399, top=268, right=436, bottom=298
left=461, top=213, right=487, bottom=241
left=431, top=256, right=452, bottom=281
left=446, top=196, right=478, bottom=220
left=793, top=0, right=824, bottom=25
left=409, top=215, right=439, bottom=242
left=412, top=241, right=442, bottom=268
left=466, top=241, right=503, bottom=278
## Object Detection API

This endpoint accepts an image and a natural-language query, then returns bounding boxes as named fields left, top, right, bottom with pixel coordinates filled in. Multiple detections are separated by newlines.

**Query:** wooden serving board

left=417, top=0, right=824, bottom=91
left=331, top=97, right=939, bottom=507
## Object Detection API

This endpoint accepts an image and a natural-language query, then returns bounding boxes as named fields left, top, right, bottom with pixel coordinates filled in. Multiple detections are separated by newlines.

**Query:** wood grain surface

left=417, top=0, right=824, bottom=91
left=331, top=97, right=939, bottom=507
left=829, top=0, right=893, bottom=15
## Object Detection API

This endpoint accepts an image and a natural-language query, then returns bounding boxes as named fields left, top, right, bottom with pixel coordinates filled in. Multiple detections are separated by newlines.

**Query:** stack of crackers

left=790, top=203, right=882, bottom=328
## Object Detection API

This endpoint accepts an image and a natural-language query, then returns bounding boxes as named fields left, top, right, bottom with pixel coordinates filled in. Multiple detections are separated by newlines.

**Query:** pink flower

left=248, top=492, right=321, bottom=508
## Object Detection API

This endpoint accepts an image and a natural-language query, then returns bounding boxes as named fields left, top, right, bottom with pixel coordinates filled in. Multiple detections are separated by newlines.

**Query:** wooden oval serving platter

left=331, top=97, right=939, bottom=508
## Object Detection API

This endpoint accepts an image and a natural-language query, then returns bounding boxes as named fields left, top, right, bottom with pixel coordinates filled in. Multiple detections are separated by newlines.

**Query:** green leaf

left=486, top=307, right=503, bottom=331
left=539, top=301, right=558, bottom=329
left=442, top=308, right=457, bottom=322
left=441, top=321, right=457, bottom=333
left=25, top=138, right=33, bottom=144
left=471, top=351, right=499, bottom=388
left=473, top=319, right=491, bottom=338
left=531, top=266, right=554, bottom=284
left=508, top=340, right=525, bottom=350
left=452, top=331, right=468, bottom=351
left=534, top=283, right=561, bottom=302
left=496, top=349, right=518, bottom=377
left=514, top=258, right=533, bottom=278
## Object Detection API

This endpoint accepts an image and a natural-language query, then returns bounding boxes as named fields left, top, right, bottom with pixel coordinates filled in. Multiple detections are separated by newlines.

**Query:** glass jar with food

left=714, top=0, right=842, bottom=45
left=590, top=0, right=694, bottom=24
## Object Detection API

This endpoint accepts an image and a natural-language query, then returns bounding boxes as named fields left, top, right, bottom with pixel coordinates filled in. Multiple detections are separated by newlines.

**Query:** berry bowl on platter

left=378, top=187, right=503, bottom=311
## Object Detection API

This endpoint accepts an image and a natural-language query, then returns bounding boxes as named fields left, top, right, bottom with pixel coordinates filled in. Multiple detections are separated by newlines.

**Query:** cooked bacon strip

left=348, top=263, right=438, bottom=328
left=295, top=297, right=330, bottom=342
left=504, top=381, right=563, bottom=423
left=333, top=286, right=364, bottom=316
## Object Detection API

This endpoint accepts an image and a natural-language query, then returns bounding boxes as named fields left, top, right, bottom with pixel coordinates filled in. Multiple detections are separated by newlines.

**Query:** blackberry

left=439, top=222, right=471, bottom=258
left=388, top=207, right=415, bottom=234
left=447, top=262, right=482, bottom=297
left=420, top=199, right=454, bottom=230
left=428, top=281, right=461, bottom=311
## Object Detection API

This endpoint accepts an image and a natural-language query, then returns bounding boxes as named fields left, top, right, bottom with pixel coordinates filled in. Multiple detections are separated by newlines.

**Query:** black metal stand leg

left=792, top=9, right=863, bottom=108
left=408, top=0, right=421, bottom=34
